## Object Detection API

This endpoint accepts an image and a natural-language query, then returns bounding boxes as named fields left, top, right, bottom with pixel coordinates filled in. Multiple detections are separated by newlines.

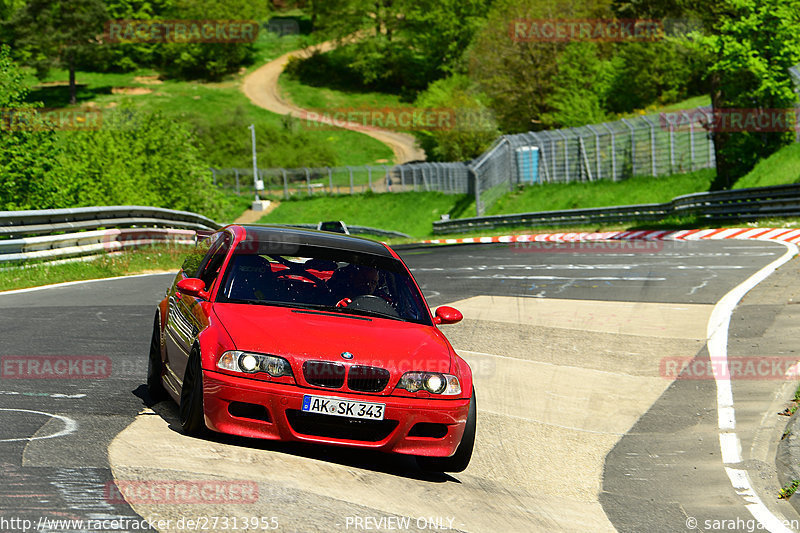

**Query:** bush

left=413, top=75, right=499, bottom=161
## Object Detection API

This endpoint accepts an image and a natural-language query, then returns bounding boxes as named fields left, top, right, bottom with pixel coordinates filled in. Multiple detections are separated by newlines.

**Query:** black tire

left=417, top=390, right=476, bottom=473
left=179, top=349, right=206, bottom=436
left=147, top=315, right=167, bottom=402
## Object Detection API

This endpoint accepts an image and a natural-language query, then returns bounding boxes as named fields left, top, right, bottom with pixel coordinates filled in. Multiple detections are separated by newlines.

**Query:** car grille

left=347, top=365, right=390, bottom=392
left=303, top=361, right=346, bottom=388
left=286, top=409, right=398, bottom=442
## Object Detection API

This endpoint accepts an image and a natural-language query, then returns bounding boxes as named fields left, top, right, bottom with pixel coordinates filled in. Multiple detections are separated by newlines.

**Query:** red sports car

left=148, top=225, right=475, bottom=472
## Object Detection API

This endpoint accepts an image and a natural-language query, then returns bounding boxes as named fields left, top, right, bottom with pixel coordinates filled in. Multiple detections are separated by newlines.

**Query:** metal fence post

left=347, top=166, right=354, bottom=194
left=234, top=169, right=240, bottom=194
left=602, top=123, right=617, bottom=181
left=399, top=166, right=405, bottom=189
left=368, top=166, right=373, bottom=192
left=281, top=169, right=289, bottom=199
left=622, top=118, right=636, bottom=177
left=556, top=129, right=569, bottom=182
left=470, top=167, right=481, bottom=217
left=683, top=112, right=695, bottom=170
left=327, top=167, right=333, bottom=194
left=304, top=167, right=311, bottom=195
left=641, top=116, right=657, bottom=176
left=211, top=168, right=217, bottom=186
left=586, top=125, right=601, bottom=181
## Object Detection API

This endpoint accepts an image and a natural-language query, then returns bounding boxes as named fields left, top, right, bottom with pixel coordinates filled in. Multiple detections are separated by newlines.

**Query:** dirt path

left=241, top=40, right=426, bottom=164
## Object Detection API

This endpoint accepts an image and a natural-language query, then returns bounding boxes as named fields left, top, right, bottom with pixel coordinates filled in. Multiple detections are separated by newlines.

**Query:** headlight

left=217, top=351, right=293, bottom=377
left=397, top=372, right=461, bottom=395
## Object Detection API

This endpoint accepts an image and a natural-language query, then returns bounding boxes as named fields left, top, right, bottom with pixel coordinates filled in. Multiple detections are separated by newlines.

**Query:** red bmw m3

left=148, top=225, right=475, bottom=472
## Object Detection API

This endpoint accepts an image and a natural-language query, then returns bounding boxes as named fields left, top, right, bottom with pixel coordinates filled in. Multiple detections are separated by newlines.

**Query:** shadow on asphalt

left=131, top=385, right=461, bottom=484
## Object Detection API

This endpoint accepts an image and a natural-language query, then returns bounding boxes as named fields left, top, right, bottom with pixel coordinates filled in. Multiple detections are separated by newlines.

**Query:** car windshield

left=216, top=242, right=431, bottom=325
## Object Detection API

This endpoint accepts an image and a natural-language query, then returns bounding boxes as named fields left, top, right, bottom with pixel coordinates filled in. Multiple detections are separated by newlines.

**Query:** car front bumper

left=202, top=370, right=470, bottom=457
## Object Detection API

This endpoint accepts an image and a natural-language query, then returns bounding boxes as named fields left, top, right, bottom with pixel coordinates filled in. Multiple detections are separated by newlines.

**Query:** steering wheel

left=339, top=294, right=400, bottom=317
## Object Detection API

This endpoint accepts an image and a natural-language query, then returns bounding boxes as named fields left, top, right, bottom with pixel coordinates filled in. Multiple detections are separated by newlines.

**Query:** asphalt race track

left=2, top=239, right=800, bottom=532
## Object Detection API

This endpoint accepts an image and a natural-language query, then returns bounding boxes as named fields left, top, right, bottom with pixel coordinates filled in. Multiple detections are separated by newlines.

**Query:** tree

left=615, top=0, right=800, bottom=189
left=468, top=0, right=614, bottom=132
left=9, top=0, right=107, bottom=104
left=689, top=0, right=800, bottom=189
left=413, top=74, right=500, bottom=161
left=312, top=0, right=491, bottom=91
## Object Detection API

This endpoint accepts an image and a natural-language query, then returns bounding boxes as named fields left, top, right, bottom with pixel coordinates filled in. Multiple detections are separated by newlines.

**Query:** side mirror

left=176, top=278, right=208, bottom=299
left=434, top=306, right=463, bottom=325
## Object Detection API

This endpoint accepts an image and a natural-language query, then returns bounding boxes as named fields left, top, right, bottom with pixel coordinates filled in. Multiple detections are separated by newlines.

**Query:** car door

left=164, top=231, right=232, bottom=388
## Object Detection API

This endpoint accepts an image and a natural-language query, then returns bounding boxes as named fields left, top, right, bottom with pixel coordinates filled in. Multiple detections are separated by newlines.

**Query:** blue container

left=515, top=146, right=539, bottom=184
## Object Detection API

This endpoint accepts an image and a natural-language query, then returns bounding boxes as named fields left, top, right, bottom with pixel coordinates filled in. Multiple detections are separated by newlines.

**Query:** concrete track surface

left=1, top=240, right=800, bottom=532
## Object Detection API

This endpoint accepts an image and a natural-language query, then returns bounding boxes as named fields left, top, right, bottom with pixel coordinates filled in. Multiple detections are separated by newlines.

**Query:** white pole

left=248, top=124, right=259, bottom=202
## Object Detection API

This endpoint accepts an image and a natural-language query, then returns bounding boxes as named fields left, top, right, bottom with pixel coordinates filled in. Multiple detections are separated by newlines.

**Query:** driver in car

left=327, top=264, right=381, bottom=306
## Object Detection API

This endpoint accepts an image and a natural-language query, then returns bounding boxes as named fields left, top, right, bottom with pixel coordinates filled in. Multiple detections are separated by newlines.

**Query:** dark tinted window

left=217, top=243, right=431, bottom=325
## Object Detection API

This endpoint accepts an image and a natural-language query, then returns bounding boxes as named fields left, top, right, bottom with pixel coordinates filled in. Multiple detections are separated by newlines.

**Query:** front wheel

left=179, top=350, right=206, bottom=436
left=417, top=390, right=476, bottom=473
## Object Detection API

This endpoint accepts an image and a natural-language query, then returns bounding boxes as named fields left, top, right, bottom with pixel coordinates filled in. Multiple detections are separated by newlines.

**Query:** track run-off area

left=3, top=231, right=800, bottom=532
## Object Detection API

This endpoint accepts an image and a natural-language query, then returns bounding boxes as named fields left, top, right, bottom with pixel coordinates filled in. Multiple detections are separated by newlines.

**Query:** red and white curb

left=421, top=227, right=800, bottom=245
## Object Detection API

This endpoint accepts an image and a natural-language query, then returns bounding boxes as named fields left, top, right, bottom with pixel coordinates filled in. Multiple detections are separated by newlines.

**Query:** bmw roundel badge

left=341, top=351, right=354, bottom=360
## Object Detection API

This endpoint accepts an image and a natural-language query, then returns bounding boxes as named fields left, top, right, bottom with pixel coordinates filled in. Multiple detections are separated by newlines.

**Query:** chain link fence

left=211, top=163, right=472, bottom=197
left=212, top=106, right=716, bottom=216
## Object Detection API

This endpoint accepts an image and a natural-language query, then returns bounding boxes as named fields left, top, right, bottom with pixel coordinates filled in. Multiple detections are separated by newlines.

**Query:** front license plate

left=302, top=395, right=385, bottom=420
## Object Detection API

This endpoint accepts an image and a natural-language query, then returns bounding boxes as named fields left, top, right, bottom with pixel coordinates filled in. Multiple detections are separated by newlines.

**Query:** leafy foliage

left=413, top=75, right=500, bottom=161
left=688, top=0, right=800, bottom=188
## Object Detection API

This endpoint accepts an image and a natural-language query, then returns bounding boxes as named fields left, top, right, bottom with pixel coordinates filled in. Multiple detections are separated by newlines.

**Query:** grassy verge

left=0, top=245, right=186, bottom=292
left=258, top=191, right=471, bottom=238
left=486, top=170, right=715, bottom=216
left=733, top=143, right=800, bottom=189
left=279, top=74, right=404, bottom=112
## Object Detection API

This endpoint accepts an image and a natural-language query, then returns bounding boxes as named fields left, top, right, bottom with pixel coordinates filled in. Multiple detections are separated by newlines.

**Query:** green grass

left=258, top=191, right=471, bottom=238
left=733, top=143, right=800, bottom=189
left=279, top=74, right=404, bottom=112
left=486, top=169, right=715, bottom=216
left=614, top=94, right=711, bottom=120
left=0, top=245, right=185, bottom=292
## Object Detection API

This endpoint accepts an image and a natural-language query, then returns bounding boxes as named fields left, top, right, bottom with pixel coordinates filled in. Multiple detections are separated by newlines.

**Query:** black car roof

left=237, top=225, right=394, bottom=258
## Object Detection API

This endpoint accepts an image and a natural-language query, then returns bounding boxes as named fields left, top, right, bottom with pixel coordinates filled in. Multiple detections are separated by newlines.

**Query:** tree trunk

left=69, top=66, right=76, bottom=105
left=708, top=71, right=732, bottom=191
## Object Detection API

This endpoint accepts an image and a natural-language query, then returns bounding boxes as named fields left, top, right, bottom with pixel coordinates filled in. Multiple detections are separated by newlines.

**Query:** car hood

left=213, top=303, right=454, bottom=385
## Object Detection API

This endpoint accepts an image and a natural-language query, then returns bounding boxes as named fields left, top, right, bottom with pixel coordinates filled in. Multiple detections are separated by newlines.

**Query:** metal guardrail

left=0, top=206, right=221, bottom=264
left=0, top=206, right=410, bottom=264
left=0, top=206, right=222, bottom=238
left=432, top=183, right=800, bottom=234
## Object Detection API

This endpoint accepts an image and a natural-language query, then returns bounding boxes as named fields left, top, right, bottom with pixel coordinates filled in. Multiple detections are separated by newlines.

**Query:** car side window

left=198, top=233, right=232, bottom=291
left=181, top=234, right=215, bottom=277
